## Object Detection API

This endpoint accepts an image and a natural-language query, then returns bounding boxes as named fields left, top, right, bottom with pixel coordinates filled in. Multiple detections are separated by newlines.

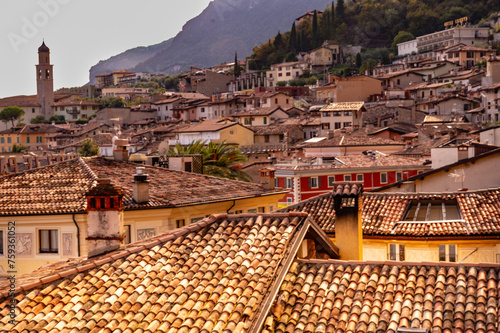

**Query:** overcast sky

left=0, top=0, right=212, bottom=98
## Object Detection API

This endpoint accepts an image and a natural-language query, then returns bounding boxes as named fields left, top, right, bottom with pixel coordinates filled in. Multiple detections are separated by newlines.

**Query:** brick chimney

left=332, top=182, right=363, bottom=260
left=113, top=138, right=130, bottom=161
left=85, top=178, right=125, bottom=257
left=259, top=167, right=276, bottom=190
left=132, top=167, right=150, bottom=203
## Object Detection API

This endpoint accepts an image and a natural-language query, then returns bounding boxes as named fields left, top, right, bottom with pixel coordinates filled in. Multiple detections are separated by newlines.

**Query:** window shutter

left=308, top=178, right=312, bottom=188
left=318, top=177, right=322, bottom=188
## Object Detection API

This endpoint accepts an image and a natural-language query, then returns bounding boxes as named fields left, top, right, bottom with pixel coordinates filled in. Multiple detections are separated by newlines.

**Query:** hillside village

left=3, top=6, right=500, bottom=333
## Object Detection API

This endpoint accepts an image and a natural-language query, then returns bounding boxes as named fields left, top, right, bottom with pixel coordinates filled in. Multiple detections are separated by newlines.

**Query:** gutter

left=72, top=214, right=81, bottom=257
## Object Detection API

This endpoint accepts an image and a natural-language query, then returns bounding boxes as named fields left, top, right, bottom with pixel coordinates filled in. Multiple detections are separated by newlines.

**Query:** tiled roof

left=0, top=213, right=308, bottom=332
left=274, top=154, right=424, bottom=171
left=279, top=187, right=500, bottom=236
left=0, top=95, right=39, bottom=107
left=321, top=102, right=365, bottom=112
left=174, top=119, right=246, bottom=133
left=0, top=124, right=67, bottom=135
left=248, top=124, right=301, bottom=136
left=233, top=107, right=285, bottom=117
left=0, top=157, right=285, bottom=216
left=265, top=259, right=500, bottom=333
left=53, top=100, right=100, bottom=107
left=297, top=131, right=404, bottom=148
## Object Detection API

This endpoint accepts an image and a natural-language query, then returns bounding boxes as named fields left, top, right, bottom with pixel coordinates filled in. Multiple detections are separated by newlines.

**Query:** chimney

left=327, top=130, right=335, bottom=139
left=113, top=139, right=130, bottom=161
left=259, top=167, right=275, bottom=190
left=132, top=167, right=150, bottom=203
left=332, top=182, right=363, bottom=260
left=85, top=178, right=125, bottom=258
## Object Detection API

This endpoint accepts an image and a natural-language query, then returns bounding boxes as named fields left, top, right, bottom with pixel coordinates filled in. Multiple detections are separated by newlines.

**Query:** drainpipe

left=226, top=200, right=236, bottom=214
left=72, top=214, right=81, bottom=257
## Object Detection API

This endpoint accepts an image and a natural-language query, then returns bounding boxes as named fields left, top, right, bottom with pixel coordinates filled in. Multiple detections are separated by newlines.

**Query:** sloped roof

left=233, top=107, right=286, bottom=117
left=0, top=213, right=318, bottom=332
left=0, top=156, right=286, bottom=216
left=0, top=124, right=67, bottom=135
left=174, top=119, right=250, bottom=133
left=265, top=260, right=500, bottom=333
left=248, top=124, right=301, bottom=136
left=297, top=132, right=404, bottom=148
left=321, top=102, right=365, bottom=112
left=279, top=187, right=500, bottom=237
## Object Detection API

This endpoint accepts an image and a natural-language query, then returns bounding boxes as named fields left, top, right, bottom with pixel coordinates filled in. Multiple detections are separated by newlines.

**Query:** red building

left=273, top=153, right=430, bottom=204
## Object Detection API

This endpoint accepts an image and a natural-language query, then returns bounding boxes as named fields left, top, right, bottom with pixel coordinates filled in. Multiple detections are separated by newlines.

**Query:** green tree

left=78, top=139, right=100, bottom=157
left=336, top=0, right=345, bottom=23
left=312, top=10, right=319, bottom=48
left=168, top=139, right=250, bottom=181
left=234, top=51, right=241, bottom=77
left=0, top=106, right=25, bottom=127
left=355, top=52, right=362, bottom=68
left=30, top=115, right=46, bottom=124
left=392, top=31, right=415, bottom=52
left=289, top=22, right=298, bottom=52
left=12, top=144, right=29, bottom=152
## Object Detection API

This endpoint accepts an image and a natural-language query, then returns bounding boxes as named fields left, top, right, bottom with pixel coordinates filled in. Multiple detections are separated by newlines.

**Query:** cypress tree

left=312, top=10, right=319, bottom=48
left=336, top=0, right=345, bottom=23
left=330, top=2, right=335, bottom=38
left=234, top=52, right=241, bottom=77
left=289, top=22, right=297, bottom=52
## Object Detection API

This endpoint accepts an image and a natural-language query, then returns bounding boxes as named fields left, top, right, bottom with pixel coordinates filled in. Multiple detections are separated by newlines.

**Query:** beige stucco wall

left=0, top=193, right=284, bottom=276
left=219, top=126, right=254, bottom=146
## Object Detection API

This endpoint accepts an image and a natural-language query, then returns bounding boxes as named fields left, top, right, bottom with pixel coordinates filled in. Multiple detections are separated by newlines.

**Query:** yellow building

left=280, top=183, right=500, bottom=264
left=445, top=44, right=494, bottom=69
left=314, top=75, right=382, bottom=103
left=0, top=124, right=68, bottom=152
left=174, top=119, right=255, bottom=146
left=0, top=156, right=286, bottom=275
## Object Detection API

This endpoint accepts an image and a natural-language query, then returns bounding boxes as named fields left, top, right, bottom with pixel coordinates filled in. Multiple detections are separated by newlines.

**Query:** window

left=247, top=209, right=257, bottom=213
left=82, top=114, right=88, bottom=119
left=258, top=207, right=265, bottom=213
left=334, top=122, right=341, bottom=129
left=380, top=173, right=388, bottom=184
left=26, top=136, right=30, bottom=143
left=0, top=137, right=3, bottom=144
left=333, top=111, right=341, bottom=116
left=264, top=135, right=270, bottom=143
left=343, top=122, right=352, bottom=127
left=17, top=137, right=19, bottom=143
left=328, top=176, right=335, bottom=187
left=388, top=244, right=405, bottom=261
left=7, top=137, right=11, bottom=144
left=287, top=197, right=293, bottom=204
left=344, top=111, right=352, bottom=116
left=439, top=244, right=457, bottom=262
left=36, top=136, right=42, bottom=143
left=234, top=210, right=243, bottom=214
left=356, top=174, right=363, bottom=182
left=323, top=112, right=331, bottom=117
left=123, top=225, right=131, bottom=244
left=191, top=217, right=204, bottom=223
left=405, top=202, right=460, bottom=222
left=0, top=230, right=3, bottom=255
left=176, top=219, right=186, bottom=228
left=309, top=177, right=320, bottom=188
left=263, top=117, right=267, bottom=125
left=285, top=178, right=293, bottom=189
left=344, top=175, right=351, bottom=181
left=396, top=172, right=403, bottom=182
left=39, top=229, right=58, bottom=253
left=275, top=178, right=279, bottom=188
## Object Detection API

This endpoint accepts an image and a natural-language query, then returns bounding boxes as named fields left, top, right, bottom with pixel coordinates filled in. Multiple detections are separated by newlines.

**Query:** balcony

left=66, top=109, right=80, bottom=115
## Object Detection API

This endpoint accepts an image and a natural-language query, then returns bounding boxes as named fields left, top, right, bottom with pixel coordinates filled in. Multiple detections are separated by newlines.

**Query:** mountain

left=89, top=0, right=332, bottom=82
left=88, top=38, right=173, bottom=85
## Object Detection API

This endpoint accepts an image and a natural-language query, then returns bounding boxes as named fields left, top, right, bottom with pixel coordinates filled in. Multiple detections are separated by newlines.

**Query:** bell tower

left=36, top=41, right=54, bottom=118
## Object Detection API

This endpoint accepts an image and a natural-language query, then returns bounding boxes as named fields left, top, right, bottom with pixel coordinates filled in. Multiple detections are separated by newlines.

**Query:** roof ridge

left=295, top=258, right=500, bottom=268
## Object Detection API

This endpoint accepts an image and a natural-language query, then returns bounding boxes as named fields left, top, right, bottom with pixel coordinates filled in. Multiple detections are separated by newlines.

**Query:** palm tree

left=168, top=140, right=251, bottom=182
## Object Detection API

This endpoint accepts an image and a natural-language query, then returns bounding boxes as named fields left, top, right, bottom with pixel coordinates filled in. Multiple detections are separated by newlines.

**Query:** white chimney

left=85, top=179, right=125, bottom=258
left=132, top=167, right=150, bottom=203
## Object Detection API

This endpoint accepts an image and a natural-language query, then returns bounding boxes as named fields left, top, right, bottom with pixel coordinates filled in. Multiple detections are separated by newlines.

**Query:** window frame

left=39, top=229, right=59, bottom=254
left=380, top=173, right=388, bottom=184
left=388, top=244, right=405, bottom=261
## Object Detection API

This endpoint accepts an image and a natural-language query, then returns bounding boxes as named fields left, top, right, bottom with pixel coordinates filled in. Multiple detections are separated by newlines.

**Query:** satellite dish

left=158, top=141, right=170, bottom=155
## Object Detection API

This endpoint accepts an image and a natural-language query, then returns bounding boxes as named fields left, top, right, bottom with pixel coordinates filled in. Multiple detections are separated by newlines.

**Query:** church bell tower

left=36, top=41, right=54, bottom=118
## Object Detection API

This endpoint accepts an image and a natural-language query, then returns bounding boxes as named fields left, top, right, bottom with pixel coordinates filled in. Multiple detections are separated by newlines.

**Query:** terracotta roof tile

left=0, top=156, right=286, bottom=216
left=279, top=188, right=500, bottom=236
left=267, top=260, right=500, bottom=333
left=0, top=213, right=305, bottom=332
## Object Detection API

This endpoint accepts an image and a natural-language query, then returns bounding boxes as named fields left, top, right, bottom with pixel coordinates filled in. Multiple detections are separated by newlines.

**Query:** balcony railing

left=66, top=109, right=80, bottom=114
